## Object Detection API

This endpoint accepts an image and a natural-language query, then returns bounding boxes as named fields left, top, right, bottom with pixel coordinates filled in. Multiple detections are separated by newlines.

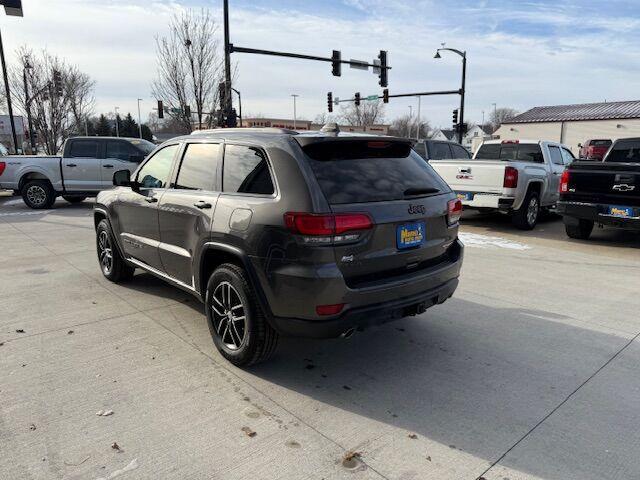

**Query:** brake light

left=447, top=199, right=462, bottom=226
left=0, top=161, right=5, bottom=177
left=503, top=166, right=518, bottom=188
left=316, top=303, right=345, bottom=316
left=502, top=140, right=519, bottom=144
left=560, top=169, right=570, bottom=193
left=284, top=212, right=373, bottom=244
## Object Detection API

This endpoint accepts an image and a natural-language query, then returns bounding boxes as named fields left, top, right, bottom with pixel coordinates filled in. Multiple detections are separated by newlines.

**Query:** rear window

left=475, top=143, right=543, bottom=163
left=606, top=140, right=640, bottom=163
left=303, top=140, right=449, bottom=204
left=590, top=140, right=612, bottom=147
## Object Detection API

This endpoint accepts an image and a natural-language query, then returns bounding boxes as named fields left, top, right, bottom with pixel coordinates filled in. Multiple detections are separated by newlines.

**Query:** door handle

left=67, top=163, right=77, bottom=167
left=145, top=197, right=158, bottom=203
left=194, top=201, right=212, bottom=209
left=103, top=164, right=114, bottom=168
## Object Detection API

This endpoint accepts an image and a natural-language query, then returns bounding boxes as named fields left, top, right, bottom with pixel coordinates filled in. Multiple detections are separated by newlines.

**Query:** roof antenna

left=320, top=122, right=340, bottom=135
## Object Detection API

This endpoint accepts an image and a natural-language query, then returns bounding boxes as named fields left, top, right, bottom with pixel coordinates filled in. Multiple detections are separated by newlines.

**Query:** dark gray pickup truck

left=558, top=137, right=640, bottom=239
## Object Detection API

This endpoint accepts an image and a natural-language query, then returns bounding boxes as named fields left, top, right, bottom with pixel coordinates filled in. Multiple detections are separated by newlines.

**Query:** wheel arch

left=198, top=243, right=273, bottom=319
left=19, top=171, right=52, bottom=192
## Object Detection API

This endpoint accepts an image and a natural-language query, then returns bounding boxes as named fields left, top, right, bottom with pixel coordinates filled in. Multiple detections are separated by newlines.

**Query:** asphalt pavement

left=1, top=195, right=639, bottom=480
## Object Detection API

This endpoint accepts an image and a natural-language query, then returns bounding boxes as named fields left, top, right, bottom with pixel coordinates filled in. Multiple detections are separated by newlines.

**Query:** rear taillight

left=503, top=166, right=518, bottom=188
left=447, top=199, right=462, bottom=226
left=0, top=161, right=5, bottom=177
left=560, top=170, right=570, bottom=193
left=284, top=212, right=373, bottom=245
left=316, top=303, right=345, bottom=316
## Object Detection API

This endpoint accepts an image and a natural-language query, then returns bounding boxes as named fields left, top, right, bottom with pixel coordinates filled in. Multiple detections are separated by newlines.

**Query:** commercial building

left=243, top=117, right=390, bottom=135
left=494, top=100, right=640, bottom=154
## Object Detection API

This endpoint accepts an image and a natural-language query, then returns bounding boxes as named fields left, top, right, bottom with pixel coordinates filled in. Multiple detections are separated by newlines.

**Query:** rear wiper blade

left=403, top=187, right=440, bottom=197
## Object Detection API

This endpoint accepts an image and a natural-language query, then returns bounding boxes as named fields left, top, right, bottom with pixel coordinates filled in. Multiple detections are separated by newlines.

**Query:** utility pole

left=0, top=28, right=18, bottom=153
left=22, top=57, right=36, bottom=153
left=291, top=94, right=299, bottom=129
left=416, top=96, right=422, bottom=140
left=223, top=0, right=233, bottom=121
left=114, top=107, right=120, bottom=137
left=137, top=98, right=143, bottom=138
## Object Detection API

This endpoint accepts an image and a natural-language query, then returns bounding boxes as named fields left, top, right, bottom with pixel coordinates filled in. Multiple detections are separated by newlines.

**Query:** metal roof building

left=495, top=100, right=640, bottom=154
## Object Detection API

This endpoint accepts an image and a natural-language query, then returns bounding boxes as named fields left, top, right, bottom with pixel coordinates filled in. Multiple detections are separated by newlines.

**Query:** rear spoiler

left=294, top=136, right=415, bottom=148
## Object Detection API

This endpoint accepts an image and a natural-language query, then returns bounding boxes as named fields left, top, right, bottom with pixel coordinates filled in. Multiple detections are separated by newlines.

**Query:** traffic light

left=184, top=105, right=191, bottom=117
left=452, top=109, right=459, bottom=125
left=332, top=50, right=341, bottom=77
left=382, top=88, right=389, bottom=104
left=327, top=92, right=333, bottom=113
left=354, top=92, right=361, bottom=107
left=157, top=100, right=164, bottom=119
left=378, top=50, right=388, bottom=87
left=52, top=69, right=63, bottom=97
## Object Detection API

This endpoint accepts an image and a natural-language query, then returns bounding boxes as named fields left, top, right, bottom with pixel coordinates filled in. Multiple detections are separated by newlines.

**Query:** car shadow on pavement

left=462, top=210, right=640, bottom=249
left=248, top=297, right=636, bottom=479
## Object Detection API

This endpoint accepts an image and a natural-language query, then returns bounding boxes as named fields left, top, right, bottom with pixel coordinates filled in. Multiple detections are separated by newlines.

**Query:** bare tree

left=390, top=114, right=431, bottom=139
left=339, top=100, right=385, bottom=127
left=152, top=9, right=224, bottom=132
left=10, top=46, right=95, bottom=154
left=490, top=107, right=519, bottom=132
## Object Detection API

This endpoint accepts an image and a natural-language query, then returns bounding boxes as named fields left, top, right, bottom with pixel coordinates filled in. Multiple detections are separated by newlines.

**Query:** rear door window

left=175, top=143, right=220, bottom=191
left=69, top=140, right=98, bottom=158
left=106, top=141, right=138, bottom=161
left=223, top=145, right=274, bottom=195
left=302, top=140, right=449, bottom=205
left=430, top=142, right=453, bottom=160
left=451, top=144, right=471, bottom=159
left=475, top=143, right=543, bottom=163
left=549, top=146, right=564, bottom=165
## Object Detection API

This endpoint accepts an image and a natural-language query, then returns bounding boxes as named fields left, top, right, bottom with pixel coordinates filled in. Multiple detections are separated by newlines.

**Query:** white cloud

left=1, top=0, right=638, bottom=128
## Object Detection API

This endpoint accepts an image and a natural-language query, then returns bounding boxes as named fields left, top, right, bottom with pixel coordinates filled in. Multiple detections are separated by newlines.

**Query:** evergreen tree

left=95, top=114, right=111, bottom=136
left=141, top=124, right=153, bottom=142
left=111, top=114, right=123, bottom=137
left=121, top=113, right=139, bottom=138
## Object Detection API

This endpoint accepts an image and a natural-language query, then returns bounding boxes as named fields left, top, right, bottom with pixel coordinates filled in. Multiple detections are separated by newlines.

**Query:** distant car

left=0, top=136, right=156, bottom=209
left=558, top=137, right=640, bottom=239
left=429, top=139, right=575, bottom=230
left=94, top=128, right=464, bottom=366
left=413, top=139, right=471, bottom=161
left=579, top=139, right=612, bottom=160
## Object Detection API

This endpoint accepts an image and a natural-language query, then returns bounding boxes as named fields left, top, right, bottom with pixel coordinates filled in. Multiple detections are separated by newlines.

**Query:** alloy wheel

left=211, top=282, right=246, bottom=350
left=527, top=197, right=539, bottom=226
left=98, top=230, right=113, bottom=275
left=26, top=185, right=47, bottom=207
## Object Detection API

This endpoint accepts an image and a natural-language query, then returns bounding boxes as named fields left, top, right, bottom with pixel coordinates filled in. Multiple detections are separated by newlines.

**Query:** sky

left=2, top=0, right=639, bottom=128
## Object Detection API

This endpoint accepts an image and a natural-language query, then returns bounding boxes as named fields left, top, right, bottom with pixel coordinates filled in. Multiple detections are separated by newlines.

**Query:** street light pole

left=137, top=98, right=143, bottom=138
left=223, top=0, right=233, bottom=120
left=114, top=107, right=120, bottom=137
left=416, top=95, right=422, bottom=140
left=0, top=28, right=18, bottom=153
left=435, top=46, right=467, bottom=144
left=291, top=94, right=299, bottom=130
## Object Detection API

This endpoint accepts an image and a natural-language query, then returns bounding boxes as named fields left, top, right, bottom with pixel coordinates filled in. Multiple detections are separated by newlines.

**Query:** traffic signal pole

left=223, top=0, right=233, bottom=119
left=459, top=52, right=466, bottom=144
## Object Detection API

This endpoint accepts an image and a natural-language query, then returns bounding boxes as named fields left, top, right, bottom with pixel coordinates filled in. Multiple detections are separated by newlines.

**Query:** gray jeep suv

left=94, top=128, right=464, bottom=366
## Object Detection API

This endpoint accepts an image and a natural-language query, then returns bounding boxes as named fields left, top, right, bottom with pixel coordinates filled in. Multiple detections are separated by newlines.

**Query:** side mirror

left=129, top=154, right=144, bottom=163
left=113, top=169, right=132, bottom=187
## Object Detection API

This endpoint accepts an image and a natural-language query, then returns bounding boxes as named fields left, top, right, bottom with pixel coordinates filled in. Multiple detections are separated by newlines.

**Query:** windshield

left=605, top=140, right=640, bottom=163
left=128, top=139, right=156, bottom=155
left=303, top=140, right=450, bottom=204
left=475, top=143, right=544, bottom=163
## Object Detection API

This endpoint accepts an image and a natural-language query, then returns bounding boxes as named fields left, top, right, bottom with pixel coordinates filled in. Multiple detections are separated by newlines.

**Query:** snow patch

left=95, top=458, right=138, bottom=480
left=459, top=232, right=531, bottom=250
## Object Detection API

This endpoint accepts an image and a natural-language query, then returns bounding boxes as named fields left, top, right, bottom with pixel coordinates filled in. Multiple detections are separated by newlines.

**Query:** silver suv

left=94, top=128, right=464, bottom=366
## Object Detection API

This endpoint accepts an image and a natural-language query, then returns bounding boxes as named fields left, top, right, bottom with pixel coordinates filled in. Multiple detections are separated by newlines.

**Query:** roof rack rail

left=190, top=127, right=298, bottom=135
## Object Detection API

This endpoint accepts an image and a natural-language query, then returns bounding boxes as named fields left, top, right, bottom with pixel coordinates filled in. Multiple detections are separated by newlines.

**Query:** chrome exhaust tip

left=340, top=328, right=356, bottom=339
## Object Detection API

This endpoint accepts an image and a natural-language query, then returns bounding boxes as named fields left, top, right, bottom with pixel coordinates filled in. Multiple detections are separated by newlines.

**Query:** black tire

left=565, top=219, right=594, bottom=240
left=21, top=180, right=56, bottom=209
left=63, top=196, right=87, bottom=204
left=512, top=190, right=540, bottom=230
left=96, top=219, right=135, bottom=282
left=205, top=263, right=278, bottom=367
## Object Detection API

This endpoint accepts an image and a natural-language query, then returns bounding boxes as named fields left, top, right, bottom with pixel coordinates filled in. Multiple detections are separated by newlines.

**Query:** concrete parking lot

left=1, top=195, right=639, bottom=480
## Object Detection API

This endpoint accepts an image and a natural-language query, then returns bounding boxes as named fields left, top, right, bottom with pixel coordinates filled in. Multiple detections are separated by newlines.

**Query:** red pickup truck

left=579, top=139, right=612, bottom=160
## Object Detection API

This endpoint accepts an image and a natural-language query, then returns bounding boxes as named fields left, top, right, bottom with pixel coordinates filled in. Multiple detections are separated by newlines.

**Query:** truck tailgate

left=567, top=161, right=640, bottom=207
left=429, top=160, right=506, bottom=193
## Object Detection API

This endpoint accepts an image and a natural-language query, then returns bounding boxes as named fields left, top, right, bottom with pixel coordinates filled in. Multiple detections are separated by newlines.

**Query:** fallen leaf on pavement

left=241, top=426, right=257, bottom=438
left=15, top=329, right=25, bottom=333
left=29, top=424, right=36, bottom=431
left=111, top=442, right=122, bottom=452
left=408, top=433, right=418, bottom=439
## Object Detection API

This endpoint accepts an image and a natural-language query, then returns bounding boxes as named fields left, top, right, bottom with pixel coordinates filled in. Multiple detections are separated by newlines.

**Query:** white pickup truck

left=430, top=139, right=575, bottom=229
left=0, top=136, right=155, bottom=209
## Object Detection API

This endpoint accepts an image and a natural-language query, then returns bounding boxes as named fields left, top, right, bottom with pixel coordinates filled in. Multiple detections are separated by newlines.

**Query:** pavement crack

left=476, top=328, right=640, bottom=480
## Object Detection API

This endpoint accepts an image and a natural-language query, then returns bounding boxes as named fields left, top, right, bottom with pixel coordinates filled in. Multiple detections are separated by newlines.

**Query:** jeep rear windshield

left=605, top=140, right=640, bottom=163
left=302, top=140, right=449, bottom=204
left=475, top=143, right=544, bottom=163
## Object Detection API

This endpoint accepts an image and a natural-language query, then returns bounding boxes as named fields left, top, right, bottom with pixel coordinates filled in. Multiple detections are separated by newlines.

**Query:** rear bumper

left=458, top=193, right=515, bottom=211
left=270, top=277, right=459, bottom=338
left=558, top=201, right=640, bottom=230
